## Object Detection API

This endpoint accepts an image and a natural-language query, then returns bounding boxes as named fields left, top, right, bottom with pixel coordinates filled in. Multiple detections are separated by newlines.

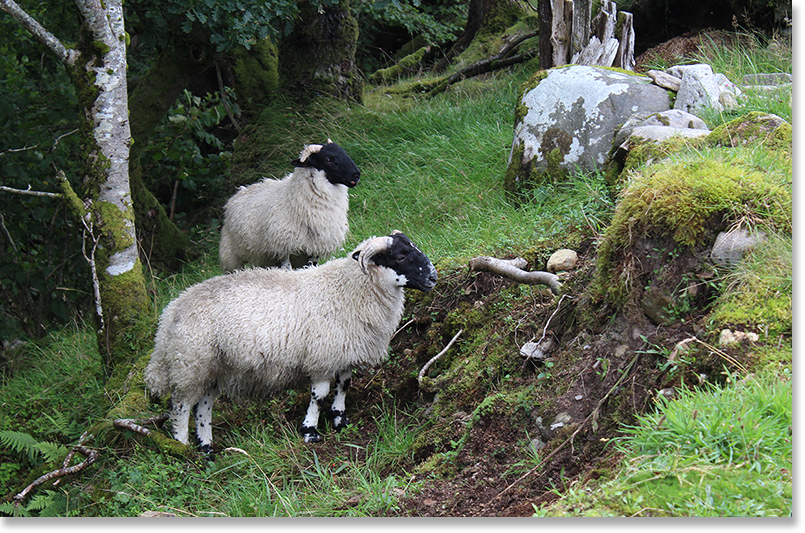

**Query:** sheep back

left=144, top=257, right=405, bottom=405
left=219, top=167, right=350, bottom=270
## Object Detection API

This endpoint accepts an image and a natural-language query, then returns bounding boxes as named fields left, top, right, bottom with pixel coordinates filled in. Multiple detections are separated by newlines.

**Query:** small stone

left=711, top=228, right=766, bottom=267
left=641, top=285, right=674, bottom=325
left=550, top=411, right=572, bottom=430
left=530, top=437, right=545, bottom=454
left=574, top=394, right=583, bottom=401
left=547, top=249, right=578, bottom=272
left=743, top=72, right=792, bottom=85
left=345, top=495, right=362, bottom=506
left=647, top=69, right=682, bottom=91
left=720, top=329, right=760, bottom=346
left=520, top=338, right=553, bottom=359
left=658, top=388, right=675, bottom=400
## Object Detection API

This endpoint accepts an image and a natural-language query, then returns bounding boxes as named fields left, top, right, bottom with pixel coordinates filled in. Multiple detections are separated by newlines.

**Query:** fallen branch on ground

left=428, top=31, right=539, bottom=96
left=418, top=329, right=463, bottom=391
left=14, top=433, right=99, bottom=505
left=468, top=256, right=562, bottom=294
left=112, top=413, right=169, bottom=437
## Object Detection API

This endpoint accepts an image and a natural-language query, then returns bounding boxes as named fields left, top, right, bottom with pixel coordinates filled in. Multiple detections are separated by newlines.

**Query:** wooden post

left=614, top=10, right=635, bottom=70
left=549, top=0, right=574, bottom=66
left=571, top=0, right=592, bottom=58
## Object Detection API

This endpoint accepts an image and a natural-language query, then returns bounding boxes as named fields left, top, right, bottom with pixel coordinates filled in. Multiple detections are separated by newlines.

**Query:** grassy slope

left=0, top=33, right=792, bottom=517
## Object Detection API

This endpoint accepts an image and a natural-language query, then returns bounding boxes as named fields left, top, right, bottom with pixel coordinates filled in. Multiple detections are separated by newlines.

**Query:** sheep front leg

left=301, top=379, right=331, bottom=443
left=169, top=400, right=192, bottom=445
left=330, top=368, right=352, bottom=431
left=195, top=385, right=220, bottom=455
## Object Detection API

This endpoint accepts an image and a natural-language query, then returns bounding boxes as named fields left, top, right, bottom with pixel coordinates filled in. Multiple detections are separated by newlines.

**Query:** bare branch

left=0, top=185, right=61, bottom=198
left=13, top=445, right=99, bottom=504
left=418, top=328, right=463, bottom=388
left=0, top=213, right=18, bottom=252
left=0, top=0, right=79, bottom=66
left=468, top=256, right=562, bottom=294
left=536, top=294, right=568, bottom=346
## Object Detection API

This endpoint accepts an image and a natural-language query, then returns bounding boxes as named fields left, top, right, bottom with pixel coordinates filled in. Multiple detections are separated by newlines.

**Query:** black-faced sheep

left=219, top=140, right=361, bottom=272
left=145, top=231, right=438, bottom=452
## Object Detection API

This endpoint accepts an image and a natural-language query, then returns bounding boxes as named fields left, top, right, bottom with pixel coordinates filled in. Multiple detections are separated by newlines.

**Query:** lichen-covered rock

left=670, top=64, right=743, bottom=114
left=607, top=109, right=710, bottom=176
left=505, top=65, right=671, bottom=195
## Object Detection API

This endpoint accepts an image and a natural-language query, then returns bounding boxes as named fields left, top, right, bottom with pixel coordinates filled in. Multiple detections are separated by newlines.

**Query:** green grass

left=533, top=372, right=792, bottom=516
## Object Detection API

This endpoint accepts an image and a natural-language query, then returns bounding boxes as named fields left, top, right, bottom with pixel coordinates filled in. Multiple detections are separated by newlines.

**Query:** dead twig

left=0, top=184, right=61, bottom=198
left=536, top=294, right=568, bottom=346
left=468, top=256, right=562, bottom=294
left=418, top=328, right=463, bottom=389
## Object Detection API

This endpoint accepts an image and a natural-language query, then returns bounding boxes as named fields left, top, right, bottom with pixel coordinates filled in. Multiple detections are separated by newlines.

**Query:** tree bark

left=1, top=0, right=150, bottom=375
left=435, top=0, right=526, bottom=73
left=278, top=0, right=362, bottom=102
left=434, top=0, right=488, bottom=72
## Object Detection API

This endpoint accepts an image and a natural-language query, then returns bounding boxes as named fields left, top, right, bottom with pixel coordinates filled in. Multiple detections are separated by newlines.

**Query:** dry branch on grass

left=13, top=434, right=98, bottom=505
left=468, top=256, right=562, bottom=294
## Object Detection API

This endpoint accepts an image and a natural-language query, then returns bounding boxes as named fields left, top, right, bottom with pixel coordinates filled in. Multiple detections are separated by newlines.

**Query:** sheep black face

left=354, top=231, right=438, bottom=292
left=292, top=141, right=361, bottom=188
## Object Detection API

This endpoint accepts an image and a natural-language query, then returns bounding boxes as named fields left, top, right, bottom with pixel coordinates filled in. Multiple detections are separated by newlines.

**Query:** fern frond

left=43, top=412, right=70, bottom=437
left=0, top=430, right=40, bottom=462
left=32, top=441, right=69, bottom=464
left=0, top=501, right=29, bottom=517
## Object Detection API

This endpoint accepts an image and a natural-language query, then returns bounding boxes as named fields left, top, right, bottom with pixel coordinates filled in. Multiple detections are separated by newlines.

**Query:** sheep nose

left=348, top=172, right=360, bottom=187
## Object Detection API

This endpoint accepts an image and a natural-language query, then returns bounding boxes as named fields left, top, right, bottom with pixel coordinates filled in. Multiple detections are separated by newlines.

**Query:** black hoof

left=302, top=426, right=322, bottom=443
left=330, top=409, right=350, bottom=431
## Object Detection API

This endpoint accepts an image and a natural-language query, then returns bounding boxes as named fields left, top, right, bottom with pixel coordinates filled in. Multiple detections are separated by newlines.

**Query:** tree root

left=468, top=256, right=562, bottom=294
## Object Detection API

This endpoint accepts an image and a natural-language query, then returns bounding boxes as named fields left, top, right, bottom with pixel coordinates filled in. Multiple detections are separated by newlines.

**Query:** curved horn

left=357, top=236, right=394, bottom=274
left=298, top=143, right=324, bottom=163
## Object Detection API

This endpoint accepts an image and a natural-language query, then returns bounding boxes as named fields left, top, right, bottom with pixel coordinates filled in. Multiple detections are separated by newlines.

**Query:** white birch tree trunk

left=0, top=0, right=149, bottom=375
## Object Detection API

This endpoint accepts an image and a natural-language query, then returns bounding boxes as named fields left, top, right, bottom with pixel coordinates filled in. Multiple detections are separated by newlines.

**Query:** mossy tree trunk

left=278, top=0, right=362, bottom=102
left=70, top=1, right=151, bottom=376
left=127, top=31, right=216, bottom=268
left=434, top=0, right=523, bottom=72
left=2, top=0, right=151, bottom=376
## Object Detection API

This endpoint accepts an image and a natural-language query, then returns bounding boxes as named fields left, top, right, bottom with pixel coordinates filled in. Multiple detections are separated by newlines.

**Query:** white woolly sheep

left=219, top=140, right=361, bottom=272
left=145, top=231, right=438, bottom=453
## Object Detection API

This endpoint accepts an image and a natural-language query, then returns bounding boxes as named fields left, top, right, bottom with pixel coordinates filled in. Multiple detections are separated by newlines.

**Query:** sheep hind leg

left=301, top=379, right=331, bottom=443
left=329, top=368, right=352, bottom=431
left=195, top=384, right=220, bottom=456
